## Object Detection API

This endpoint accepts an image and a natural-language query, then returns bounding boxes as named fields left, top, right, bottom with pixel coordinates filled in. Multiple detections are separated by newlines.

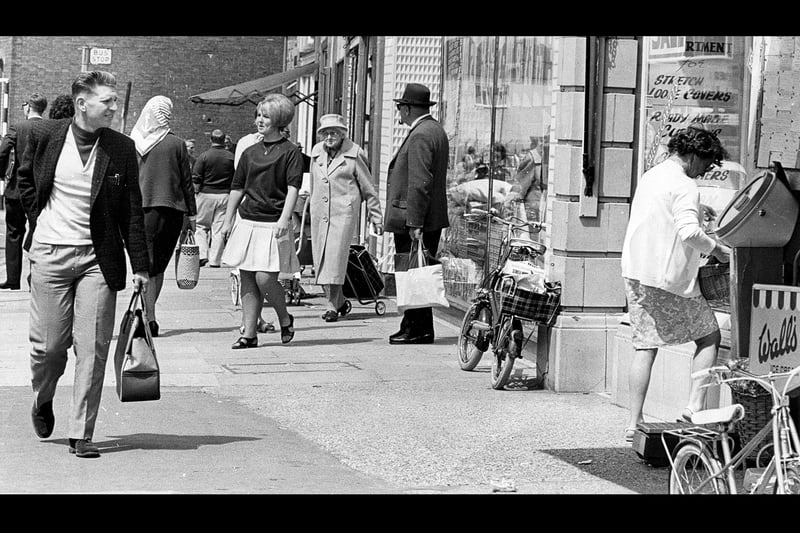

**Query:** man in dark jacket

left=17, top=71, right=150, bottom=458
left=0, top=92, right=47, bottom=290
left=192, top=128, right=234, bottom=267
left=383, top=83, right=450, bottom=344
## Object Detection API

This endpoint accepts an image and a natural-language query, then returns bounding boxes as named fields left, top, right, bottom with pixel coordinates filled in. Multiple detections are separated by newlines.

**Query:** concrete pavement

left=0, top=213, right=667, bottom=494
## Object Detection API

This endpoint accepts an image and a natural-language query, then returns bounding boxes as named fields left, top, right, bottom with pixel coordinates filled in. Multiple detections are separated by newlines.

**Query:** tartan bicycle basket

left=494, top=276, right=561, bottom=325
left=698, top=261, right=730, bottom=301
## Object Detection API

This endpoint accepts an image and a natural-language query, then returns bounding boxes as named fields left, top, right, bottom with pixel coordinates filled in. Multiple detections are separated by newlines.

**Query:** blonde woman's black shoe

left=232, top=336, right=258, bottom=349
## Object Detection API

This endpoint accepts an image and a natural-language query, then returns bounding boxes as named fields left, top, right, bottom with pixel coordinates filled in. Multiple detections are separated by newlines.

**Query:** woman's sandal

left=624, top=427, right=637, bottom=444
left=280, top=314, right=295, bottom=345
left=231, top=336, right=258, bottom=349
left=337, top=302, right=350, bottom=317
left=678, top=407, right=695, bottom=424
left=239, top=320, right=276, bottom=335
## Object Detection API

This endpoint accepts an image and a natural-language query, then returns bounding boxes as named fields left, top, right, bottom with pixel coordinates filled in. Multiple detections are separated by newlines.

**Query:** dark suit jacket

left=384, top=115, right=450, bottom=234
left=0, top=116, right=43, bottom=200
left=17, top=118, right=150, bottom=291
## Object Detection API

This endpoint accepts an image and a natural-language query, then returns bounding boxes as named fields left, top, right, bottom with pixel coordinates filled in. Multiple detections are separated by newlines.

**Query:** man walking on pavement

left=0, top=92, right=47, bottom=290
left=17, top=71, right=150, bottom=458
left=383, top=83, right=449, bottom=345
left=193, top=129, right=234, bottom=267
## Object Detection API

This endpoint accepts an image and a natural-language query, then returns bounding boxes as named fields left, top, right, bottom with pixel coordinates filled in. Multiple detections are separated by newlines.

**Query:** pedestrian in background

left=305, top=113, right=383, bottom=322
left=48, top=94, right=75, bottom=120
left=621, top=125, right=731, bottom=443
left=192, top=128, right=234, bottom=268
left=130, top=95, right=197, bottom=338
left=17, top=71, right=150, bottom=458
left=221, top=94, right=303, bottom=349
left=185, top=138, right=197, bottom=169
left=0, top=92, right=47, bottom=291
left=384, top=83, right=449, bottom=345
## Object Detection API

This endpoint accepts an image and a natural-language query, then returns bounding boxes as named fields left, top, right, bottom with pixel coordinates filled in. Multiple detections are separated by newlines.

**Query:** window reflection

left=439, top=36, right=556, bottom=306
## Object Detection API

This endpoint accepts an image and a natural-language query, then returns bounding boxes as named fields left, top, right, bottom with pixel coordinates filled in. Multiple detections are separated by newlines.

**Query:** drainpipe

left=484, top=36, right=501, bottom=280
left=581, top=36, right=606, bottom=218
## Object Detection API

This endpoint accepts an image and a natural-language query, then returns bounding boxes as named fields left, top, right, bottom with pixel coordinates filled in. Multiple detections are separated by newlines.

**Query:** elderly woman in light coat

left=305, top=114, right=383, bottom=322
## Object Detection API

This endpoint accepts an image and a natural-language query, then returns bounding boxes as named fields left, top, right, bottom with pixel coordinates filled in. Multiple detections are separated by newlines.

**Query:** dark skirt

left=143, top=206, right=185, bottom=276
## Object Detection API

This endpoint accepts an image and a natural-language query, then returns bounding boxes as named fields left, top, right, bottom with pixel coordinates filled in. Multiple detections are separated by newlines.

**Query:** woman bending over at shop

left=620, top=125, right=731, bottom=443
left=221, top=94, right=304, bottom=349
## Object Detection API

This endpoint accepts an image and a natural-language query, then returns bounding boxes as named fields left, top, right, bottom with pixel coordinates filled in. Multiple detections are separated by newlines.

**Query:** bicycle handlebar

left=692, top=360, right=800, bottom=398
left=466, top=208, right=545, bottom=232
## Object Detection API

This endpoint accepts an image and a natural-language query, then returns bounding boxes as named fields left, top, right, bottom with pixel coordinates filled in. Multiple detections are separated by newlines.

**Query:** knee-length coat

left=309, top=138, right=382, bottom=285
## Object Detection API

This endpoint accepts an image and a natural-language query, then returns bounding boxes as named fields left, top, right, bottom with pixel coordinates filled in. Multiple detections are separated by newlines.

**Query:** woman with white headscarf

left=130, top=95, right=197, bottom=337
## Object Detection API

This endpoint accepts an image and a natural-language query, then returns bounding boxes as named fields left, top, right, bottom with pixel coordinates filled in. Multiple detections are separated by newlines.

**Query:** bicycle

left=663, top=359, right=800, bottom=494
left=455, top=207, right=553, bottom=390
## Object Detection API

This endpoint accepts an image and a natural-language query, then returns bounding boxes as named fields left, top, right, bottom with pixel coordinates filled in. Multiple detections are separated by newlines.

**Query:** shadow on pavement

left=541, top=447, right=669, bottom=494
left=44, top=433, right=261, bottom=453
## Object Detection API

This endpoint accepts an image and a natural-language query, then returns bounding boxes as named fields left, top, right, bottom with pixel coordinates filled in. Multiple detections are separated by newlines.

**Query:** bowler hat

left=393, top=83, right=436, bottom=107
left=317, top=113, right=348, bottom=134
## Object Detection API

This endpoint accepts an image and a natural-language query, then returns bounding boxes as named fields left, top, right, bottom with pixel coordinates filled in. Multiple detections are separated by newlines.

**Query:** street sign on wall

left=90, top=48, right=112, bottom=65
left=749, top=283, right=800, bottom=391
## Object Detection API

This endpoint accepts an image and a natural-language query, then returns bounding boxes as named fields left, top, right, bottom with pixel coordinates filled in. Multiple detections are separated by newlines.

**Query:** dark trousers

left=393, top=229, right=442, bottom=336
left=3, top=196, right=29, bottom=286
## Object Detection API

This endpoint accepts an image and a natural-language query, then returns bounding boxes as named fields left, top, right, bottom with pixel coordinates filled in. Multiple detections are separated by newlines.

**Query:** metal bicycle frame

left=471, top=218, right=539, bottom=357
left=664, top=373, right=800, bottom=494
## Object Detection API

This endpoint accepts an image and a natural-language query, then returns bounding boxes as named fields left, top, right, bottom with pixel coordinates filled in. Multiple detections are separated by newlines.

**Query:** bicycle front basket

left=495, top=278, right=561, bottom=326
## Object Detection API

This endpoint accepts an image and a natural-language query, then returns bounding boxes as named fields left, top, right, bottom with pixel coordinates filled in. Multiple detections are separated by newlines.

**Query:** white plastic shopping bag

left=395, top=242, right=450, bottom=313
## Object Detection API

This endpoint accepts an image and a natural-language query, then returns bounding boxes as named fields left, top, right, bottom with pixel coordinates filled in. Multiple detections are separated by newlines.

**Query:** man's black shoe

left=389, top=332, right=434, bottom=345
left=389, top=328, right=409, bottom=340
left=0, top=281, right=21, bottom=290
left=31, top=401, right=55, bottom=438
left=68, top=438, right=100, bottom=458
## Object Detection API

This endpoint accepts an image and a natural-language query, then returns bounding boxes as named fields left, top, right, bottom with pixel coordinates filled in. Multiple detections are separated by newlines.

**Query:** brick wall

left=0, top=36, right=285, bottom=151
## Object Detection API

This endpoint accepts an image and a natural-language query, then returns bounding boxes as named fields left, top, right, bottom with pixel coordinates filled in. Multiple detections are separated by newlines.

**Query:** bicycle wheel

left=669, top=443, right=729, bottom=494
left=457, top=301, right=492, bottom=371
left=490, top=319, right=521, bottom=390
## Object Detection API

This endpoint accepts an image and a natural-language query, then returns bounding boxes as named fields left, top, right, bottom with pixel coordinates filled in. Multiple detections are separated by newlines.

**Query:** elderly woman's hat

left=317, top=113, right=348, bottom=134
left=393, top=83, right=436, bottom=106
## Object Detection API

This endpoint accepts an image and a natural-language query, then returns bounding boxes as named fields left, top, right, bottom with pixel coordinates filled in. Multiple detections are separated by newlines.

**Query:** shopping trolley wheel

left=375, top=300, right=386, bottom=316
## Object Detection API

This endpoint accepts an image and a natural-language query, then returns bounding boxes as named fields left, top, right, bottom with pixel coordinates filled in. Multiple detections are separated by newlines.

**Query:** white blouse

left=621, top=158, right=717, bottom=298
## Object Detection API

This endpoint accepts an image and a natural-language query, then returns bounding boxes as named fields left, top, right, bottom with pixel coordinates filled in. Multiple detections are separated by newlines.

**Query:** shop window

left=640, top=36, right=753, bottom=312
left=439, top=36, right=556, bottom=309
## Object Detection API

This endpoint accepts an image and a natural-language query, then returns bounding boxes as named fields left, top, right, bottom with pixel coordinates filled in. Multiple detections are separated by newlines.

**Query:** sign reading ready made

left=750, top=283, right=800, bottom=391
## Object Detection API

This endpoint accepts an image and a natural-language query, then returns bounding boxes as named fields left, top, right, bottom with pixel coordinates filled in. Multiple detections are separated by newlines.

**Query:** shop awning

left=190, top=62, right=317, bottom=106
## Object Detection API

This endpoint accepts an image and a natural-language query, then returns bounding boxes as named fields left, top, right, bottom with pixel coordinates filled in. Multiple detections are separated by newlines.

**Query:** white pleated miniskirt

left=222, top=217, right=300, bottom=273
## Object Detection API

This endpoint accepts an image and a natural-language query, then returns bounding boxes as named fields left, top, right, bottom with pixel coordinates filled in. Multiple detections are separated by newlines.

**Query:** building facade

left=0, top=36, right=285, bottom=151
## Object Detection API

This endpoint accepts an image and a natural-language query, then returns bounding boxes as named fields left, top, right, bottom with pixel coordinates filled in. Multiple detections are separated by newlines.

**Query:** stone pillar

left=541, top=37, right=640, bottom=392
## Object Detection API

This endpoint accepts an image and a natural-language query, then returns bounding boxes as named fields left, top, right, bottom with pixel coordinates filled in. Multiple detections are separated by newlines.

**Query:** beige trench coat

left=309, top=138, right=382, bottom=285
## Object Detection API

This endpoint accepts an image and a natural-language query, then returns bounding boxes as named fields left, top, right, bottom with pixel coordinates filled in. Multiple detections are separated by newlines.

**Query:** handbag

left=395, top=241, right=450, bottom=313
left=175, top=229, right=200, bottom=289
left=113, top=290, right=161, bottom=402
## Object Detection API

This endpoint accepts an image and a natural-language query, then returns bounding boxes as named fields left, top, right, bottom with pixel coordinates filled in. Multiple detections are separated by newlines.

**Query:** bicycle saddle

left=690, top=404, right=745, bottom=425
left=508, top=238, right=546, bottom=255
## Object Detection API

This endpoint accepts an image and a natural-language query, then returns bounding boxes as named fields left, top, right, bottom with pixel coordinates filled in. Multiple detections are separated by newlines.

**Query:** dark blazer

left=17, top=118, right=150, bottom=291
left=0, top=116, right=43, bottom=200
left=384, top=115, right=450, bottom=234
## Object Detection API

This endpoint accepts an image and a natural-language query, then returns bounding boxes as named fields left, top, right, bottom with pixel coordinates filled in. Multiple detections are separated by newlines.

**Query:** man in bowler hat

left=384, top=83, right=450, bottom=344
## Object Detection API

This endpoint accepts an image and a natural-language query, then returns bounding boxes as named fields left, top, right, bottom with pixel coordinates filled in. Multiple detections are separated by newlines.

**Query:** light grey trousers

left=195, top=192, right=229, bottom=266
left=28, top=239, right=117, bottom=440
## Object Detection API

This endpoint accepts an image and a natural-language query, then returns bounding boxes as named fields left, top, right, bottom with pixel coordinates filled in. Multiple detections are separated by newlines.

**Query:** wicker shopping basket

left=698, top=260, right=730, bottom=301
left=729, top=370, right=773, bottom=463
